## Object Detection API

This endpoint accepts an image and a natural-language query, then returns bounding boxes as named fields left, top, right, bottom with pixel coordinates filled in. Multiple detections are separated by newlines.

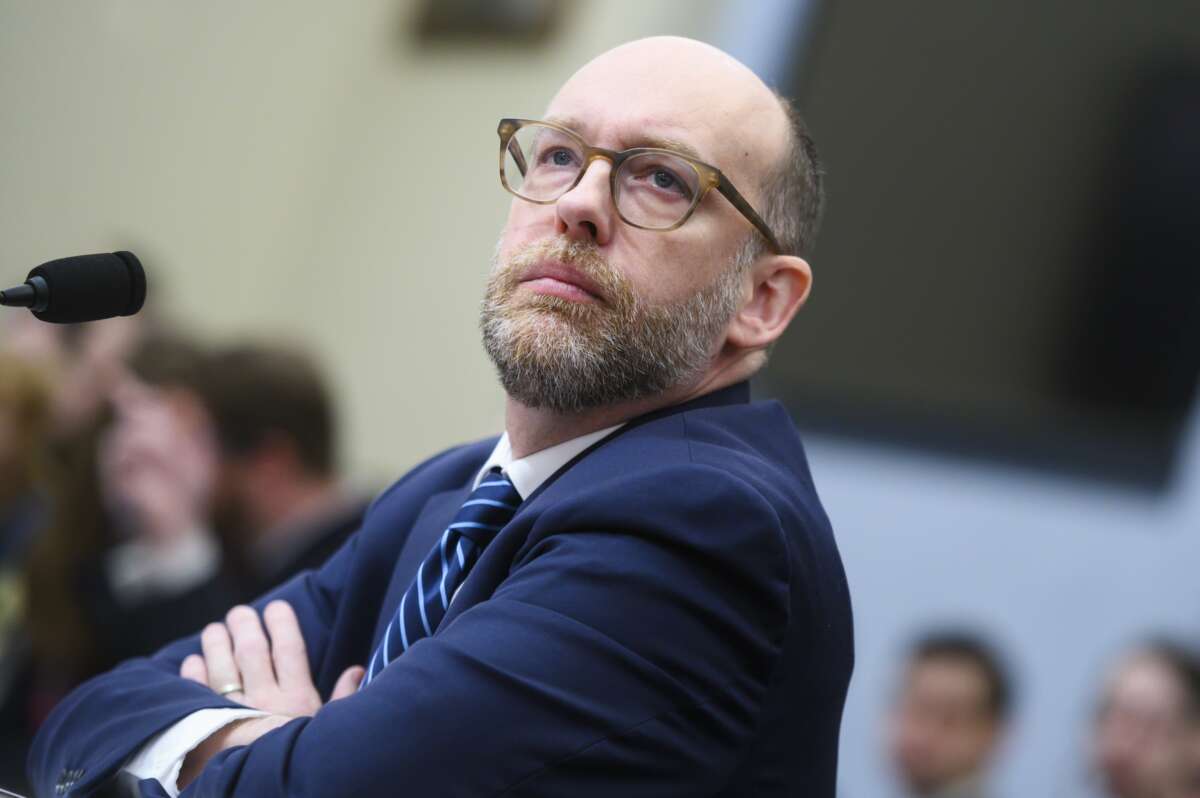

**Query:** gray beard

left=479, top=237, right=749, bottom=414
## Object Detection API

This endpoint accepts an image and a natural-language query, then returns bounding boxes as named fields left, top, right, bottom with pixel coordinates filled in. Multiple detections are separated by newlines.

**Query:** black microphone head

left=27, top=251, right=146, bottom=324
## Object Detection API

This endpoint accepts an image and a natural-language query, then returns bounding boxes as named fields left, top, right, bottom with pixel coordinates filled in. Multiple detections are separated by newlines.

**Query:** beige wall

left=0, top=0, right=721, bottom=480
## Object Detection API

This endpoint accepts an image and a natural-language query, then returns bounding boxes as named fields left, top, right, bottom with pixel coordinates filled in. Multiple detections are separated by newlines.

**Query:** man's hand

left=177, top=600, right=363, bottom=789
left=181, top=601, right=363, bottom=715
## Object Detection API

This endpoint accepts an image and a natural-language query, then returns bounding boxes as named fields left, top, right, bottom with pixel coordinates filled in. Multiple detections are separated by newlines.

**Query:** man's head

left=123, top=332, right=216, bottom=454
left=199, top=344, right=338, bottom=538
left=482, top=36, right=823, bottom=413
left=887, top=632, right=1012, bottom=796
left=1093, top=641, right=1200, bottom=798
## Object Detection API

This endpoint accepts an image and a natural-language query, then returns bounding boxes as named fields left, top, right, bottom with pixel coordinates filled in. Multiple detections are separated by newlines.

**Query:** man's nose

left=555, top=157, right=615, bottom=246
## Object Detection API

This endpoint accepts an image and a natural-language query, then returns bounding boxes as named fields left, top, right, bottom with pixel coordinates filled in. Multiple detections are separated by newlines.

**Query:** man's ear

left=725, top=254, right=812, bottom=351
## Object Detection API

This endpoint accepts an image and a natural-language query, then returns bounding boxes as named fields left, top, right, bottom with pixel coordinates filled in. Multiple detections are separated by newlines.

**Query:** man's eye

left=641, top=166, right=691, bottom=199
left=541, top=148, right=576, bottom=167
left=653, top=170, right=678, bottom=190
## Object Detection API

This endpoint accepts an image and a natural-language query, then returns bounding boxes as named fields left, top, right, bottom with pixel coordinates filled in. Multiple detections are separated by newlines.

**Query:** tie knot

left=449, top=467, right=521, bottom=546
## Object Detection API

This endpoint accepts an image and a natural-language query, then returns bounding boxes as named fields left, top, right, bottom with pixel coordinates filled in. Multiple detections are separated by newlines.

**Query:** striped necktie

left=361, top=467, right=521, bottom=688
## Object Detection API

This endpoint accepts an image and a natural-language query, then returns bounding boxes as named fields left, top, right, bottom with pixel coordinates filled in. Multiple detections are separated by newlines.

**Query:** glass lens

left=614, top=151, right=701, bottom=229
left=503, top=123, right=584, bottom=201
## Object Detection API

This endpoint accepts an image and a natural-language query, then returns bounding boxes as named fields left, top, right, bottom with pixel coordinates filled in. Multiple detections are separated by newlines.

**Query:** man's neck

left=504, top=354, right=757, bottom=459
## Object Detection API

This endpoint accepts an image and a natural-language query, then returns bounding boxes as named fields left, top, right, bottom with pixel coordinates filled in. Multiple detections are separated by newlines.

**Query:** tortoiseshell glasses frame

left=497, top=118, right=783, bottom=254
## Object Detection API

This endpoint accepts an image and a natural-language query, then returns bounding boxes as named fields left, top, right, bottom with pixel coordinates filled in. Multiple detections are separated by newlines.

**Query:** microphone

left=0, top=251, right=147, bottom=323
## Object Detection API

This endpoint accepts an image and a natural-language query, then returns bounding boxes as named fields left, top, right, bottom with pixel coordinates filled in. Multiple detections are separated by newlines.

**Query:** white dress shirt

left=122, top=424, right=622, bottom=796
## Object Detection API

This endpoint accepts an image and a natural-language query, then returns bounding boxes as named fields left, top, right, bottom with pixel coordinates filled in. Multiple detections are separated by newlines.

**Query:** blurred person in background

left=23, top=332, right=226, bottom=704
left=0, top=315, right=148, bottom=794
left=85, top=340, right=366, bottom=659
left=887, top=631, right=1013, bottom=798
left=14, top=334, right=363, bottom=794
left=85, top=333, right=232, bottom=664
left=0, top=354, right=53, bottom=789
left=1091, top=640, right=1200, bottom=798
left=195, top=344, right=367, bottom=598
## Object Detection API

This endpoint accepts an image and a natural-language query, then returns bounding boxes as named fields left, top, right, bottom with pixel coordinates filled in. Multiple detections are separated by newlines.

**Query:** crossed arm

left=174, top=601, right=364, bottom=790
left=31, top=466, right=793, bottom=797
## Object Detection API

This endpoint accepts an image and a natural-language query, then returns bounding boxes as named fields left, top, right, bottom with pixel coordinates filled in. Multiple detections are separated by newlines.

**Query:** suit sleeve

left=180, top=465, right=793, bottom=798
left=26, top=530, right=363, bottom=798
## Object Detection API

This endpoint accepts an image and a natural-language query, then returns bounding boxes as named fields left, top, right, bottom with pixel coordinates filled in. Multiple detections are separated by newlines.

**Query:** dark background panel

left=765, top=0, right=1200, bottom=488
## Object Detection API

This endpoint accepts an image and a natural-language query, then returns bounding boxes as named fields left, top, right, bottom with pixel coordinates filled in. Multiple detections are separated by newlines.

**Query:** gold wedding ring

left=216, top=682, right=244, bottom=697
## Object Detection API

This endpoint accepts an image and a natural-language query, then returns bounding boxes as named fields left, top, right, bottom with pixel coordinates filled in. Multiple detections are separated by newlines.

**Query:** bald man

left=30, top=37, right=853, bottom=797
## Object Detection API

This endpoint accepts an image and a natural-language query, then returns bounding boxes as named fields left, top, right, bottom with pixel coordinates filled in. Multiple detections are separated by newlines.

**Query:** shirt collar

left=473, top=424, right=624, bottom=499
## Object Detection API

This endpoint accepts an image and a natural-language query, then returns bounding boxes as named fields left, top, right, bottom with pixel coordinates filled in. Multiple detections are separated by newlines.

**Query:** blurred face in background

left=888, top=655, right=1003, bottom=795
left=1094, top=652, right=1195, bottom=798
left=482, top=37, right=789, bottom=413
left=99, top=374, right=217, bottom=547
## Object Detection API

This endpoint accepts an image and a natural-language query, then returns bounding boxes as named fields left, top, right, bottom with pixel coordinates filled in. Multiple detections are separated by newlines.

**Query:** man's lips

left=518, top=261, right=604, bottom=303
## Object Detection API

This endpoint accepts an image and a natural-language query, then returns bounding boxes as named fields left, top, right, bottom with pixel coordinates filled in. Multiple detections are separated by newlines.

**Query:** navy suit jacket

left=29, top=382, right=854, bottom=797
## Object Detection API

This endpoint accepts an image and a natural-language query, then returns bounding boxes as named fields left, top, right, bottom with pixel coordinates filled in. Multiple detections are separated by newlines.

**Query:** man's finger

left=200, top=622, right=242, bottom=699
left=330, top=666, right=365, bottom=702
left=226, top=605, right=277, bottom=694
left=262, top=600, right=313, bottom=692
left=180, top=654, right=209, bottom=685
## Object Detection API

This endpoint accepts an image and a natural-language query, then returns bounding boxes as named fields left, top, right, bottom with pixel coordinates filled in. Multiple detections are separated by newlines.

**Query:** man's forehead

left=543, top=37, right=785, bottom=179
left=542, top=111, right=708, bottom=163
left=540, top=98, right=775, bottom=187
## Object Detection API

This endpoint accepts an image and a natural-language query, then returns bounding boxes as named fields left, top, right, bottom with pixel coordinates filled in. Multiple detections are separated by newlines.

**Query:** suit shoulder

left=590, top=398, right=823, bottom=522
left=550, top=399, right=837, bottom=586
left=533, top=456, right=791, bottom=587
left=366, top=435, right=498, bottom=515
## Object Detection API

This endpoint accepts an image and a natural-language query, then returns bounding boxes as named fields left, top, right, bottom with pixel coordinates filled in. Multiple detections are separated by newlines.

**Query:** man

left=92, top=341, right=367, bottom=660
left=29, top=36, right=853, bottom=797
left=197, top=344, right=368, bottom=597
left=887, top=632, right=1012, bottom=798
left=88, top=334, right=229, bottom=665
left=1091, top=641, right=1200, bottom=798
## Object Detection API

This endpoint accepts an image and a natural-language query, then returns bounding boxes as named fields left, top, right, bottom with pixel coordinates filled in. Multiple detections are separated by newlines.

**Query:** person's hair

left=0, top=352, right=53, bottom=490
left=127, top=331, right=211, bottom=394
left=910, top=630, right=1014, bottom=722
left=1139, top=638, right=1200, bottom=722
left=754, top=95, right=825, bottom=259
left=201, top=343, right=337, bottom=477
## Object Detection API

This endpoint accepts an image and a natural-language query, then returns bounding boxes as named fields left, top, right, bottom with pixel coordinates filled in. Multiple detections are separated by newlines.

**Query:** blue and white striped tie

left=360, top=467, right=521, bottom=688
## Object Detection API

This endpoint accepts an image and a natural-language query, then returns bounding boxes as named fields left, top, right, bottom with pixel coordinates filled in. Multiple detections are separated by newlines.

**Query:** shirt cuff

left=122, top=707, right=267, bottom=797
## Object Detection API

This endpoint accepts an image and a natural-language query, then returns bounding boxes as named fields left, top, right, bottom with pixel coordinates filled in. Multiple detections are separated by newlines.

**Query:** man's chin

left=498, top=299, right=608, bottom=338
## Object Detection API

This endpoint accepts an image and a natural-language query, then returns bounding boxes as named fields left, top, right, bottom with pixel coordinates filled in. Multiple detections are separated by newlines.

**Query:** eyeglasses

left=497, top=118, right=783, bottom=254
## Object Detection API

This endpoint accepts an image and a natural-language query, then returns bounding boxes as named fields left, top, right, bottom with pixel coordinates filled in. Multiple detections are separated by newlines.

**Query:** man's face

left=1094, top=654, right=1193, bottom=798
left=482, top=38, right=785, bottom=412
left=888, top=657, right=1002, bottom=795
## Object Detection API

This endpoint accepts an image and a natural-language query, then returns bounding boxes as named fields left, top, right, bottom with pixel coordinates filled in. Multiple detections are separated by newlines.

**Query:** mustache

left=493, top=237, right=632, bottom=308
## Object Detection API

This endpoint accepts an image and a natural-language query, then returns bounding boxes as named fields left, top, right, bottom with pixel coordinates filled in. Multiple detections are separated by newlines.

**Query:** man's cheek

left=503, top=208, right=556, bottom=249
